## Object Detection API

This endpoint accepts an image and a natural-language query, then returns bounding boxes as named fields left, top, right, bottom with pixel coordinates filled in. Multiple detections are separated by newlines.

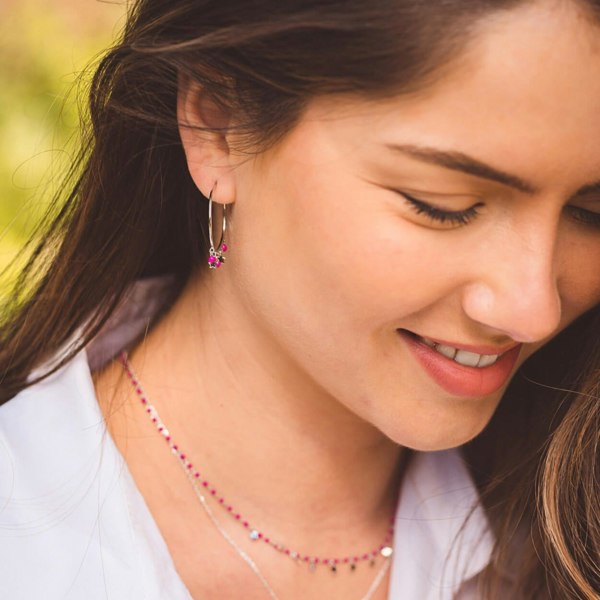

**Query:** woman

left=0, top=0, right=599, bottom=598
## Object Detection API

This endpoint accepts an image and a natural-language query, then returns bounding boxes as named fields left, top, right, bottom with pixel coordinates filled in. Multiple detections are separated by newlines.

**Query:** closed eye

left=566, top=205, right=600, bottom=229
left=398, top=191, right=483, bottom=226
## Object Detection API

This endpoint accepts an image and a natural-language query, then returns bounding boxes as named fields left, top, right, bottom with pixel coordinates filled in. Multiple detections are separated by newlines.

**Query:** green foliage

left=0, top=0, right=124, bottom=290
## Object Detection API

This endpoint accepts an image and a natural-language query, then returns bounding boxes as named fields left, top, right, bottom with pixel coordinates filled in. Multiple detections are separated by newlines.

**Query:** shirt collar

left=389, top=448, right=495, bottom=599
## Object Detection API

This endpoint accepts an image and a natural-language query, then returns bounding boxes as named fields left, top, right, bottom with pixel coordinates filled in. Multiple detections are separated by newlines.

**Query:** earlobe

left=177, top=72, right=236, bottom=204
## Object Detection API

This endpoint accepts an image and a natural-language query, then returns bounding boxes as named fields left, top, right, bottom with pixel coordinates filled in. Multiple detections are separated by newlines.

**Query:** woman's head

left=176, top=0, right=600, bottom=450
left=1, top=0, right=599, bottom=597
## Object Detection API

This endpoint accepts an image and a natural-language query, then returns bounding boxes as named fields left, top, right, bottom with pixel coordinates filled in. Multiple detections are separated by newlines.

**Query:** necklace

left=119, top=352, right=395, bottom=599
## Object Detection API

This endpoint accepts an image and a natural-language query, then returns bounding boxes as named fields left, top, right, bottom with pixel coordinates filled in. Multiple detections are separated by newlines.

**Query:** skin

left=95, top=2, right=600, bottom=598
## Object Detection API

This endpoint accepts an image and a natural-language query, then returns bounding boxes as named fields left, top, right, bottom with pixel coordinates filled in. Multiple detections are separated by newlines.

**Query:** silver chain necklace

left=120, top=352, right=393, bottom=599
left=182, top=454, right=392, bottom=600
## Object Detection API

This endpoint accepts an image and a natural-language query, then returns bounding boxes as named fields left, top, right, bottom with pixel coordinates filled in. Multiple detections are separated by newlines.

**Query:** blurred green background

left=0, top=0, right=124, bottom=292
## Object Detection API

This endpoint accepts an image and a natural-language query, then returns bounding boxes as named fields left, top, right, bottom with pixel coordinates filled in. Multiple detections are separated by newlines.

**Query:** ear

left=177, top=72, right=236, bottom=204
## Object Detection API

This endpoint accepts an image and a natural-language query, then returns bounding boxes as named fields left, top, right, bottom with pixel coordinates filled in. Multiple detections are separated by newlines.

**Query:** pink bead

left=186, top=462, right=193, bottom=469
left=216, top=262, right=221, bottom=268
left=158, top=427, right=163, bottom=432
left=242, top=521, right=249, bottom=527
left=218, top=498, right=224, bottom=504
left=258, top=533, right=263, bottom=539
left=227, top=506, right=233, bottom=512
left=152, top=417, right=157, bottom=423
left=334, top=559, right=339, bottom=564
left=146, top=408, right=151, bottom=413
left=221, top=243, right=228, bottom=252
left=208, top=256, right=216, bottom=264
left=235, top=514, right=241, bottom=520
left=141, top=398, right=147, bottom=404
left=136, top=387, right=142, bottom=394
left=194, top=472, right=200, bottom=478
left=343, top=558, right=349, bottom=563
left=165, top=436, right=171, bottom=441
left=265, top=538, right=270, bottom=544
left=315, top=558, right=320, bottom=564
left=285, top=549, right=290, bottom=555
left=210, top=489, right=216, bottom=495
left=362, top=554, right=369, bottom=560
left=202, top=481, right=208, bottom=487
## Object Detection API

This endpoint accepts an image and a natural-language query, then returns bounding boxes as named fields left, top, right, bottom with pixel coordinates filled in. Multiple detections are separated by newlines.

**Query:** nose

left=461, top=226, right=562, bottom=344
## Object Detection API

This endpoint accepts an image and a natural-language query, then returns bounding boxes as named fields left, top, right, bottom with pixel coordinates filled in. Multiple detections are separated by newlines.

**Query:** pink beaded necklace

left=119, top=351, right=395, bottom=574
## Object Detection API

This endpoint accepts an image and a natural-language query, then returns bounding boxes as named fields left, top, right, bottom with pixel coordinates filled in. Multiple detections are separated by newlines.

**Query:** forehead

left=304, top=1, right=600, bottom=192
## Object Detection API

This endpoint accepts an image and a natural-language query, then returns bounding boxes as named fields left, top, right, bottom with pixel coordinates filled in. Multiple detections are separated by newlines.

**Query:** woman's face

left=193, top=2, right=600, bottom=449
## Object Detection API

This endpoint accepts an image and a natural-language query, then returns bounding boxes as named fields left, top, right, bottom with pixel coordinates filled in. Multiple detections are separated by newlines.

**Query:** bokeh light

left=0, top=0, right=125, bottom=291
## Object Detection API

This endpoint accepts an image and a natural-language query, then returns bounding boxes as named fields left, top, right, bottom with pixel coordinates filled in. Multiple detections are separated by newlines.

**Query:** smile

left=398, top=330, right=523, bottom=398
left=417, top=336, right=500, bottom=368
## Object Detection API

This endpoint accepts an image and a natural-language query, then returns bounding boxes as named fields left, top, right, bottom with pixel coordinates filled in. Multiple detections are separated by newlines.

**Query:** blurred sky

left=0, top=0, right=125, bottom=287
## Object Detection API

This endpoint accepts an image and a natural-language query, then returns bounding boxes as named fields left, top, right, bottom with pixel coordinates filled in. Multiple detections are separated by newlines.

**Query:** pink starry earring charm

left=207, top=187, right=228, bottom=269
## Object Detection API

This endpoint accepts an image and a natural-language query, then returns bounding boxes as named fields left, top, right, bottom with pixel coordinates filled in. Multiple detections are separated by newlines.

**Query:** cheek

left=234, top=135, right=484, bottom=343
left=253, top=174, right=456, bottom=334
left=558, top=237, right=600, bottom=320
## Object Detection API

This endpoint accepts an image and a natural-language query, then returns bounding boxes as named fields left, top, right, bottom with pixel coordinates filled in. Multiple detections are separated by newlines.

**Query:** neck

left=124, top=271, right=404, bottom=548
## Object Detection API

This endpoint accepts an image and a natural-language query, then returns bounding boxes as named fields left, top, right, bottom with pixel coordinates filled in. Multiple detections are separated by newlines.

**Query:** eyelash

left=567, top=206, right=600, bottom=229
left=399, top=192, right=600, bottom=230
left=399, top=192, right=482, bottom=226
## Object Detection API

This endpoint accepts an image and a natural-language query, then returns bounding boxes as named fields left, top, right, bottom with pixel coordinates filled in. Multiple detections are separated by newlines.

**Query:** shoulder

left=0, top=353, right=136, bottom=598
left=0, top=351, right=102, bottom=492
left=0, top=351, right=192, bottom=600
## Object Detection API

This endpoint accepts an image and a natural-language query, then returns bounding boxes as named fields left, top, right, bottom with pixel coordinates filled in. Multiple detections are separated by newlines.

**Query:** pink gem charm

left=207, top=245, right=227, bottom=270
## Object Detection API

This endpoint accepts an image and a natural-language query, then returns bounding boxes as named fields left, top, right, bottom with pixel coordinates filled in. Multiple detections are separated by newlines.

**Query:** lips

left=398, top=329, right=522, bottom=398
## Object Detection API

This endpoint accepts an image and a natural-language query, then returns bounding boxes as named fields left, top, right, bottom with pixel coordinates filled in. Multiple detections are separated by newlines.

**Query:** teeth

left=477, top=353, right=499, bottom=368
left=454, top=350, right=481, bottom=367
left=436, top=344, right=457, bottom=360
left=417, top=335, right=500, bottom=368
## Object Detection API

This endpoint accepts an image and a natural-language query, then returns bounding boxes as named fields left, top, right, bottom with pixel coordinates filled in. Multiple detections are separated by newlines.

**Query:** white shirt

left=0, top=280, right=498, bottom=599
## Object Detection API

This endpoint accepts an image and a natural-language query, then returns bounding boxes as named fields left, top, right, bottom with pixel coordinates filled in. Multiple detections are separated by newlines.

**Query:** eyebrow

left=576, top=180, right=600, bottom=198
left=385, top=143, right=540, bottom=194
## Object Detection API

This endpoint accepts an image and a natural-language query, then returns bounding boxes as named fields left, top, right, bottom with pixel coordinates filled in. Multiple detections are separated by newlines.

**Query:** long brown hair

left=1, top=1, right=599, bottom=597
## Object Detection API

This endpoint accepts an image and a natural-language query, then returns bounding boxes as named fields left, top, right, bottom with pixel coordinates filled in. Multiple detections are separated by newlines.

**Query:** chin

left=378, top=405, right=495, bottom=452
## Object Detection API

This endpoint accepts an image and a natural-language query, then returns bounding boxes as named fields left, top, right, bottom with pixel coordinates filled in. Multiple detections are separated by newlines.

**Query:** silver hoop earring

left=207, top=187, right=228, bottom=269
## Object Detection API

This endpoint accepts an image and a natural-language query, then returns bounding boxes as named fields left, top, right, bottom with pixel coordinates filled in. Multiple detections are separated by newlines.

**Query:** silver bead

left=380, top=546, right=393, bottom=558
left=249, top=529, right=259, bottom=541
